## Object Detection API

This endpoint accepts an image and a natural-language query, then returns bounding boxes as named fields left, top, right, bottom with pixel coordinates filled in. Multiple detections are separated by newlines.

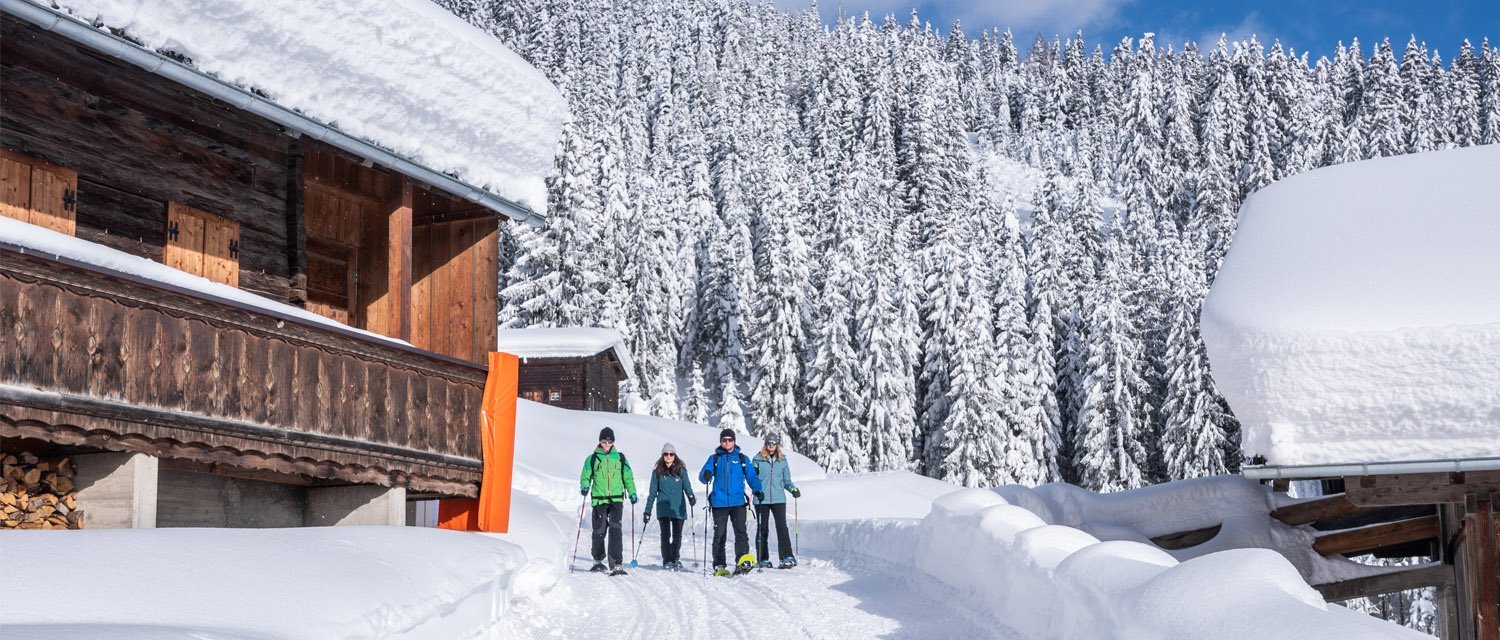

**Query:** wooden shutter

left=165, top=202, right=240, bottom=286
left=0, top=149, right=78, bottom=235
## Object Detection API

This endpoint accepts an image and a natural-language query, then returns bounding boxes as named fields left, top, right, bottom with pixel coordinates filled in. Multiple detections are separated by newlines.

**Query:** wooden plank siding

left=1, top=17, right=294, bottom=302
left=513, top=355, right=625, bottom=413
left=411, top=212, right=500, bottom=365
left=0, top=242, right=484, bottom=495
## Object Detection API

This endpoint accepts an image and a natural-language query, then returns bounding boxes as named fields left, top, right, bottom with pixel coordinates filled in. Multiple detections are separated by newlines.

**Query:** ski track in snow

left=497, top=545, right=1010, bottom=640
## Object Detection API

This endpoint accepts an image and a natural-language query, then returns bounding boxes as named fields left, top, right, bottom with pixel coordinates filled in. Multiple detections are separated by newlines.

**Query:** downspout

left=1, top=0, right=546, bottom=227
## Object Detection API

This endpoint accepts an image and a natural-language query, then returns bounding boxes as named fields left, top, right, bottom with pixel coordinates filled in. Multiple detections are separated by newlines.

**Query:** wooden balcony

left=0, top=243, right=484, bottom=497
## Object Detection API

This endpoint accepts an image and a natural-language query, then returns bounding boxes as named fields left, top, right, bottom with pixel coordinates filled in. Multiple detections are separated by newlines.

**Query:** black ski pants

left=711, top=505, right=749, bottom=568
left=755, top=503, right=793, bottom=562
left=657, top=517, right=685, bottom=564
left=591, top=501, right=623, bottom=566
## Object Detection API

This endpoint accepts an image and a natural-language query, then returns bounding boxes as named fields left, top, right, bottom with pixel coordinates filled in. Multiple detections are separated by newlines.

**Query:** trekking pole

left=629, top=498, right=638, bottom=567
left=794, top=495, right=799, bottom=558
left=631, top=511, right=649, bottom=568
left=690, top=504, right=699, bottom=568
left=569, top=493, right=588, bottom=573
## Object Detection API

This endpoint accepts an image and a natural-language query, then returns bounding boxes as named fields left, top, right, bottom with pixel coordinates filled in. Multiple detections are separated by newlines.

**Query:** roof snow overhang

left=1, top=0, right=546, bottom=226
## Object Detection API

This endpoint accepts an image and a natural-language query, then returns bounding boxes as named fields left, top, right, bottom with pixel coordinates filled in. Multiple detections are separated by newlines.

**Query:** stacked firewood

left=2, top=453, right=83, bottom=529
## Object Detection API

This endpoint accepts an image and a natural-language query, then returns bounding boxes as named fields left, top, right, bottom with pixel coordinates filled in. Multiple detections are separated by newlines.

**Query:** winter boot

left=734, top=556, right=755, bottom=575
left=609, top=564, right=628, bottom=576
left=779, top=556, right=798, bottom=569
left=713, top=565, right=730, bottom=577
left=589, top=562, right=607, bottom=573
left=757, top=559, right=774, bottom=569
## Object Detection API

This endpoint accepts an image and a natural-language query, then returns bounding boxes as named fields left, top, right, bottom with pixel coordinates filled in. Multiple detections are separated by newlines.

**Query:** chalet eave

left=0, top=0, right=545, bottom=227
left=1243, top=456, right=1500, bottom=480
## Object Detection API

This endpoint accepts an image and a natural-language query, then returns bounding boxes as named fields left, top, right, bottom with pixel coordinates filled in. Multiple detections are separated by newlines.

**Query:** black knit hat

left=719, top=428, right=736, bottom=442
left=599, top=427, right=615, bottom=442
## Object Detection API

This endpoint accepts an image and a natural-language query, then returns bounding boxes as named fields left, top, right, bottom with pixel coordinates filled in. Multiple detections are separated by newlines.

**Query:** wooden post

left=1462, top=494, right=1499, bottom=640
left=386, top=178, right=413, bottom=341
left=285, top=138, right=308, bottom=306
left=1441, top=503, right=1465, bottom=640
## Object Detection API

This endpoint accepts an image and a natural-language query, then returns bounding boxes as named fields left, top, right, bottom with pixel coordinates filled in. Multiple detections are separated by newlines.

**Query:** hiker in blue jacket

left=752, top=432, right=801, bottom=569
left=699, top=428, right=762, bottom=575
left=642, top=442, right=695, bottom=570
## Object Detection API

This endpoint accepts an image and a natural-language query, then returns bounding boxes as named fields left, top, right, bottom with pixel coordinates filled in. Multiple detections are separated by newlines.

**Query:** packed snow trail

left=495, top=551, right=1011, bottom=640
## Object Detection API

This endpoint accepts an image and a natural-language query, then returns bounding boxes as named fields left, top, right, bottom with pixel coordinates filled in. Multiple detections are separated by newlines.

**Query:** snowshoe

left=589, top=562, right=608, bottom=573
left=778, top=556, right=798, bottom=569
left=757, top=559, right=774, bottom=569
left=734, top=558, right=754, bottom=575
left=713, top=566, right=731, bottom=577
left=608, top=565, right=628, bottom=576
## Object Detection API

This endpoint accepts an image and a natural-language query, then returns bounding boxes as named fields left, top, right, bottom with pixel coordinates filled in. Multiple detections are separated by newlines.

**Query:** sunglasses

left=720, top=438, right=735, bottom=442
left=664, top=452, right=676, bottom=457
left=600, top=438, right=614, bottom=444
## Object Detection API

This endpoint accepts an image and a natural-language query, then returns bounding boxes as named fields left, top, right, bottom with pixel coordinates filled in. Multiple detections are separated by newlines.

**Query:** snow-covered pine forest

left=439, top=0, right=1500, bottom=491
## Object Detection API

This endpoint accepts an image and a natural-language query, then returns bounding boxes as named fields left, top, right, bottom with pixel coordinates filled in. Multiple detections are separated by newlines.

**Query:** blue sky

left=782, top=0, right=1499, bottom=59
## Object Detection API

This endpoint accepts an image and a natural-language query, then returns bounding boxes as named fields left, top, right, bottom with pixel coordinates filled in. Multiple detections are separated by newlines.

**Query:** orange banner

left=438, top=351, right=518, bottom=532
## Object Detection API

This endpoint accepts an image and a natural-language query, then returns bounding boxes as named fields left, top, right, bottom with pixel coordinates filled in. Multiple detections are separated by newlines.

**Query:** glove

left=790, top=487, right=801, bottom=498
left=753, top=491, right=764, bottom=502
left=700, top=471, right=712, bottom=484
left=630, top=494, right=638, bottom=504
left=643, top=513, right=651, bottom=524
left=688, top=495, right=697, bottom=507
left=580, top=487, right=589, bottom=496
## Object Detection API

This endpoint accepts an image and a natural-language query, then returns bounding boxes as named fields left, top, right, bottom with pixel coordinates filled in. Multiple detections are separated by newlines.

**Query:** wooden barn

left=496, top=328, right=635, bottom=413
left=0, top=0, right=566, bottom=529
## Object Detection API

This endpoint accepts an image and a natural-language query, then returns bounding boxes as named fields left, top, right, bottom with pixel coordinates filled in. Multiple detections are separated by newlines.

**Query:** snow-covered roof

left=1202, top=144, right=1500, bottom=475
left=0, top=216, right=409, bottom=347
left=25, top=0, right=567, bottom=218
left=496, top=328, right=636, bottom=381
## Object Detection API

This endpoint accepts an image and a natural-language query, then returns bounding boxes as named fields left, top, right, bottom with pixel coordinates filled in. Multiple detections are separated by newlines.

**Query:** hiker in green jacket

left=580, top=427, right=636, bottom=574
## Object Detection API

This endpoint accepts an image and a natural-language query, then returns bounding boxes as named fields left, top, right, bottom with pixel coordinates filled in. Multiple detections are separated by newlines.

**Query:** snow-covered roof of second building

left=40, top=0, right=567, bottom=215
left=1202, top=144, right=1500, bottom=473
left=496, top=328, right=636, bottom=381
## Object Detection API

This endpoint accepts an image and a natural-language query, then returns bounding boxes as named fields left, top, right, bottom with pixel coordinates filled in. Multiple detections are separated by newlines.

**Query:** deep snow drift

left=43, top=0, right=568, bottom=212
left=1202, top=144, right=1500, bottom=469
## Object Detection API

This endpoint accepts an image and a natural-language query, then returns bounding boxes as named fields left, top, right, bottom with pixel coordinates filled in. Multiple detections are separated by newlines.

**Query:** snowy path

left=498, top=549, right=1010, bottom=640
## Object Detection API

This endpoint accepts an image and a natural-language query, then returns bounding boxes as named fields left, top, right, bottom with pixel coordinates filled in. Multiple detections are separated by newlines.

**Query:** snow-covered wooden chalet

left=1203, top=146, right=1500, bottom=640
left=0, top=0, right=567, bottom=529
left=495, top=328, right=635, bottom=413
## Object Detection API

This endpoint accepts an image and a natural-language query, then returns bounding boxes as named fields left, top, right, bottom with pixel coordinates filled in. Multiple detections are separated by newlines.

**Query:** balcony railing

left=0, top=242, right=484, bottom=496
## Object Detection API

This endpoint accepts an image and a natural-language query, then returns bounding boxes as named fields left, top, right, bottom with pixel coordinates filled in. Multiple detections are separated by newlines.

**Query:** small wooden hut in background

left=496, top=328, right=635, bottom=413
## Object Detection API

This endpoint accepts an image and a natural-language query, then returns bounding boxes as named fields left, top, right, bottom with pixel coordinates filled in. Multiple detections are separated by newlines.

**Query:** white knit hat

left=661, top=442, right=676, bottom=454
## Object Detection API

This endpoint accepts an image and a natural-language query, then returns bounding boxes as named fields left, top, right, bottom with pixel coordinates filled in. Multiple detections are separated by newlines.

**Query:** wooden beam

left=1151, top=523, right=1222, bottom=550
left=386, top=177, right=413, bottom=341
left=1314, top=515, right=1441, bottom=557
left=1272, top=493, right=1368, bottom=526
left=285, top=138, right=308, bottom=306
left=1346, top=471, right=1500, bottom=507
left=1314, top=563, right=1454, bottom=602
left=1460, top=495, right=1499, bottom=640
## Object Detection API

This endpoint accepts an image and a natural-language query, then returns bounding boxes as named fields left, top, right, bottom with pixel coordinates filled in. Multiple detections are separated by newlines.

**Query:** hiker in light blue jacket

left=751, top=432, right=800, bottom=569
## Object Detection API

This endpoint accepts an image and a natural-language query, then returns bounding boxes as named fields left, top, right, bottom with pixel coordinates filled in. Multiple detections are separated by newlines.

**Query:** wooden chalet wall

left=516, top=354, right=623, bottom=413
left=0, top=17, right=295, bottom=302
left=412, top=194, right=499, bottom=364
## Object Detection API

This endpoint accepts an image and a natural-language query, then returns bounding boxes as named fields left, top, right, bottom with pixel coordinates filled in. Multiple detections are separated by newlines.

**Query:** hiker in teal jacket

left=642, top=442, right=695, bottom=569
left=579, top=427, right=636, bottom=573
left=752, top=432, right=801, bottom=569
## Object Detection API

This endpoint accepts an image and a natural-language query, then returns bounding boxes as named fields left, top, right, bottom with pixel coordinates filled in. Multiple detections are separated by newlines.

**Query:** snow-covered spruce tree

left=924, top=251, right=1007, bottom=487
left=992, top=194, right=1047, bottom=485
left=1360, top=39, right=1407, bottom=159
left=1072, top=224, right=1152, bottom=492
left=714, top=369, right=748, bottom=437
left=800, top=235, right=869, bottom=475
left=1160, top=247, right=1240, bottom=479
left=681, top=363, right=710, bottom=425
left=746, top=155, right=809, bottom=441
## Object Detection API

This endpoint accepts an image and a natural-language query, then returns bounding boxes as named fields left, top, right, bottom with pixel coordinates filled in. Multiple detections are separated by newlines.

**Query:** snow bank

left=0, top=527, right=527, bottom=638
left=1202, top=144, right=1500, bottom=468
left=804, top=488, right=1426, bottom=639
left=0, top=216, right=404, bottom=346
left=50, top=0, right=567, bottom=212
left=497, top=327, right=637, bottom=382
